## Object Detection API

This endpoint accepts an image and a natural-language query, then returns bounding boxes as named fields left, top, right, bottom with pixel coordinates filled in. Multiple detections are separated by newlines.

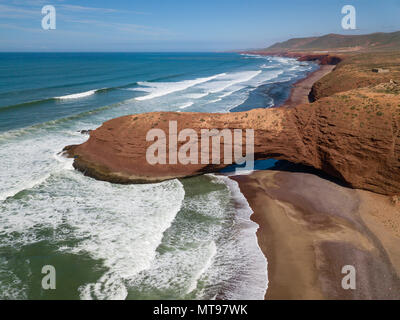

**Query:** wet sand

left=281, top=65, right=335, bottom=107
left=231, top=171, right=400, bottom=299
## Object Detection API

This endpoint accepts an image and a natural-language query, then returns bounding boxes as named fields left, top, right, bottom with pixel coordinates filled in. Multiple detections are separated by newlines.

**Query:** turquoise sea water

left=0, top=52, right=317, bottom=299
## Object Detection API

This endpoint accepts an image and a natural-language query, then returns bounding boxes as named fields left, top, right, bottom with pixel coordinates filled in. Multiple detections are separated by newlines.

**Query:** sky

left=1, top=0, right=400, bottom=52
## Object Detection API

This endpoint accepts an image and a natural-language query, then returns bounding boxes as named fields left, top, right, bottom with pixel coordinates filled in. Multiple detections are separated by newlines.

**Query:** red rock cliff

left=65, top=82, right=400, bottom=196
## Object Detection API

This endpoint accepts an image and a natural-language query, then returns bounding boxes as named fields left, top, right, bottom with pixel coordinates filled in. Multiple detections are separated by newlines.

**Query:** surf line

left=153, top=304, right=187, bottom=318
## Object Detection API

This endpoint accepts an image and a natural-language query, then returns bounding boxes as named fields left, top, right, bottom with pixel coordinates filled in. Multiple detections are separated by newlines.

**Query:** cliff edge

left=64, top=80, right=400, bottom=196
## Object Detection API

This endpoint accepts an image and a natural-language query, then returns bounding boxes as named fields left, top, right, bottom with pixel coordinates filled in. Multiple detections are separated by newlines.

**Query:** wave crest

left=56, top=89, right=99, bottom=100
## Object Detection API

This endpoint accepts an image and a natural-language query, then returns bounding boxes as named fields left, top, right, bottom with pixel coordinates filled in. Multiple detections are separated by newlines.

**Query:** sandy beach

left=231, top=170, right=400, bottom=299
left=228, top=60, right=400, bottom=299
left=281, top=65, right=335, bottom=107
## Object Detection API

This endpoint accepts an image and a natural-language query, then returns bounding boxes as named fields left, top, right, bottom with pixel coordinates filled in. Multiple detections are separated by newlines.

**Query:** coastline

left=225, top=62, right=337, bottom=299
left=281, top=65, right=335, bottom=107
left=228, top=58, right=400, bottom=299
left=56, top=50, right=400, bottom=299
left=212, top=175, right=269, bottom=300
left=223, top=61, right=337, bottom=299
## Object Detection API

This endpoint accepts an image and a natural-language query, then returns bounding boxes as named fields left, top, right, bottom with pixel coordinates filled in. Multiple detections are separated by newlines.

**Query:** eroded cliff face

left=64, top=108, right=293, bottom=184
left=64, top=82, right=400, bottom=196
left=296, top=83, right=400, bottom=195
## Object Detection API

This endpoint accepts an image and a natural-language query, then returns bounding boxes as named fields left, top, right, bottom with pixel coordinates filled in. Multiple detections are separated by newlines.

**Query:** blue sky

left=1, top=0, right=400, bottom=51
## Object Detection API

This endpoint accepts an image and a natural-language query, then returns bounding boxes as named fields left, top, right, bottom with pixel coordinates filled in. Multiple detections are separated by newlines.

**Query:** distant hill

left=266, top=31, right=400, bottom=52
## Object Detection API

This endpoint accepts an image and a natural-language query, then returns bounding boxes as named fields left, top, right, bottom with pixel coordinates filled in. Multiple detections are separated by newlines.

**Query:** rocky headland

left=64, top=77, right=400, bottom=196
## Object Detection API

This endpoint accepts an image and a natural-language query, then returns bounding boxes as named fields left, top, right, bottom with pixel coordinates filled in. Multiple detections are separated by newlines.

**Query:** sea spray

left=206, top=174, right=268, bottom=299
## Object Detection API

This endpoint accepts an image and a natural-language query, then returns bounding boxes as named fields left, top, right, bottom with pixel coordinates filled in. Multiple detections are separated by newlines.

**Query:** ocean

left=0, top=52, right=317, bottom=299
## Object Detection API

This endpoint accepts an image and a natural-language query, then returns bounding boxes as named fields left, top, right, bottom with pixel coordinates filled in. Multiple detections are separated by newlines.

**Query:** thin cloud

left=0, top=22, right=40, bottom=32
left=0, top=21, right=105, bottom=38
left=59, top=4, right=118, bottom=13
left=59, top=4, right=149, bottom=15
left=10, top=0, right=56, bottom=5
left=66, top=19, right=174, bottom=37
left=0, top=3, right=38, bottom=15
left=0, top=2, right=149, bottom=17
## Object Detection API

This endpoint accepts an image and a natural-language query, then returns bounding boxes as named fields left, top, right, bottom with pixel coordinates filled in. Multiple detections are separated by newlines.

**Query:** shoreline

left=232, top=61, right=338, bottom=299
left=243, top=51, right=338, bottom=108
left=58, top=51, right=400, bottom=299
left=280, top=65, right=335, bottom=107
left=213, top=175, right=269, bottom=300
left=229, top=58, right=334, bottom=299
left=230, top=171, right=400, bottom=299
left=228, top=59, right=334, bottom=299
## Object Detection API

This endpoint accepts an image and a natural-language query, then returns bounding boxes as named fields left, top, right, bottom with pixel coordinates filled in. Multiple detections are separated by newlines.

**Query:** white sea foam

left=240, top=54, right=266, bottom=59
left=269, top=56, right=297, bottom=65
left=0, top=114, right=187, bottom=300
left=199, top=71, right=262, bottom=94
left=185, top=92, right=209, bottom=99
left=80, top=272, right=128, bottom=300
left=207, top=175, right=268, bottom=299
left=0, top=257, right=28, bottom=299
left=66, top=177, right=186, bottom=300
left=56, top=89, right=98, bottom=100
left=0, top=152, right=73, bottom=202
left=0, top=169, right=185, bottom=300
left=208, top=98, right=222, bottom=104
left=253, top=70, right=284, bottom=85
left=178, top=102, right=194, bottom=109
left=127, top=175, right=268, bottom=300
left=219, top=86, right=245, bottom=98
left=128, top=239, right=218, bottom=298
left=0, top=172, right=52, bottom=201
left=0, top=131, right=86, bottom=202
left=126, top=188, right=227, bottom=298
left=186, top=241, right=217, bottom=294
left=0, top=54, right=312, bottom=299
left=133, top=73, right=226, bottom=101
left=260, top=64, right=275, bottom=69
